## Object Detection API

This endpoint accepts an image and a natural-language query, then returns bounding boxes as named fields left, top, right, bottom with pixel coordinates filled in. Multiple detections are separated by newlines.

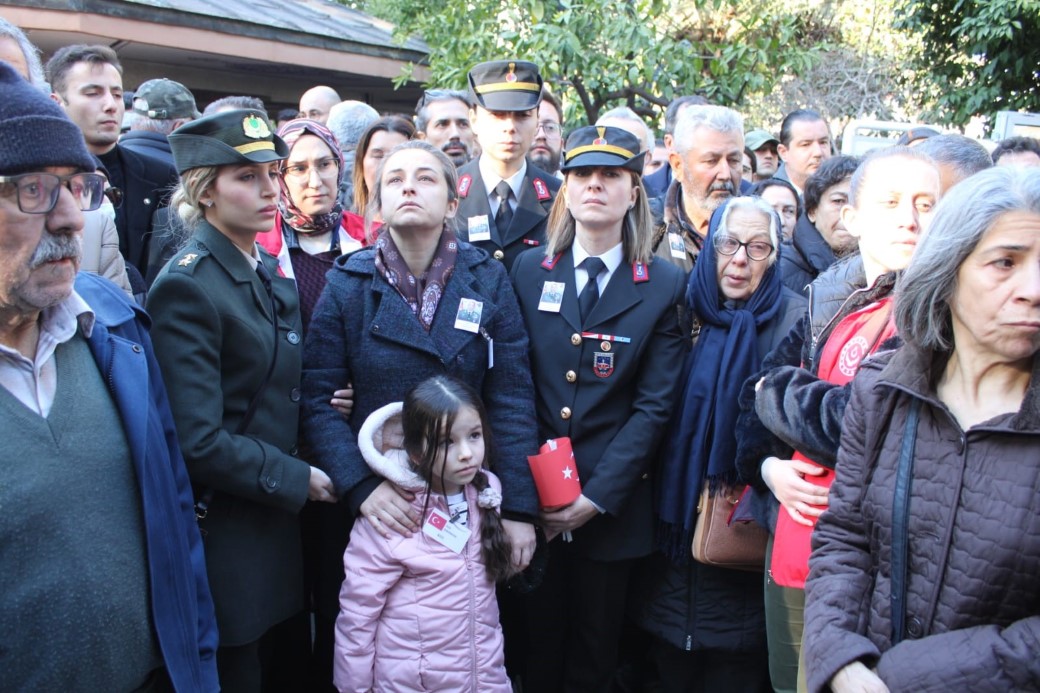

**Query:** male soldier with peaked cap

left=455, top=59, right=561, bottom=270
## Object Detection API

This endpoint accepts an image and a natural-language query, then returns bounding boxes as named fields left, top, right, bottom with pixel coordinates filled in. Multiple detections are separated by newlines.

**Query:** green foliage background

left=341, top=0, right=1038, bottom=134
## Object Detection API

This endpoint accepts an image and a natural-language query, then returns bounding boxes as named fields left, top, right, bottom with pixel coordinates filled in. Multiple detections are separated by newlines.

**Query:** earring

left=203, top=201, right=213, bottom=208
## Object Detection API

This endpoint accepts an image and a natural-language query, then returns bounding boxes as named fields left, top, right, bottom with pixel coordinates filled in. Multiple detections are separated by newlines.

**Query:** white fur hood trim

left=357, top=401, right=426, bottom=491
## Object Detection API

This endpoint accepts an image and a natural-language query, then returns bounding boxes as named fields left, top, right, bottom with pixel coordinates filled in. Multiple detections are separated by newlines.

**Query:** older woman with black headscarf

left=635, top=196, right=805, bottom=692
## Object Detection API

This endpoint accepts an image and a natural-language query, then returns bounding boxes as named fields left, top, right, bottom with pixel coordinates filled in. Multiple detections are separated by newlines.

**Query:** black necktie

left=578, top=256, right=606, bottom=323
left=494, top=181, right=513, bottom=233
left=255, top=260, right=274, bottom=298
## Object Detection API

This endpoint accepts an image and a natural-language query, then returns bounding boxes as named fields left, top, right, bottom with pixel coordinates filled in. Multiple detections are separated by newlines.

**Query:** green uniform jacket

left=149, top=221, right=311, bottom=646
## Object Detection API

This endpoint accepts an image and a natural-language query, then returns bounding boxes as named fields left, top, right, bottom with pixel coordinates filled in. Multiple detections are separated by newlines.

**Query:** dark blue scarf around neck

left=656, top=201, right=783, bottom=563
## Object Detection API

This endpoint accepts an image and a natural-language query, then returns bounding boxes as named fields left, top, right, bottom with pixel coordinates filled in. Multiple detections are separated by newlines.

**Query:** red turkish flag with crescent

left=527, top=437, right=582, bottom=509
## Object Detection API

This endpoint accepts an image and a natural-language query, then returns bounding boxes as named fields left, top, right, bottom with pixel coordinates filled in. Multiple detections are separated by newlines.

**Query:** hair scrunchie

left=477, top=486, right=502, bottom=510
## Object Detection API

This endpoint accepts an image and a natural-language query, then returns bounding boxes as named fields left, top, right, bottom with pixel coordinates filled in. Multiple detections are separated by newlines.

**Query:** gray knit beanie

left=0, top=61, right=95, bottom=175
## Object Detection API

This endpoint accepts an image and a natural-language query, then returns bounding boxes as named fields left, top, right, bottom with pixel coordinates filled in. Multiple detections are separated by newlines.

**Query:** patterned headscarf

left=374, top=227, right=459, bottom=331
left=276, top=118, right=345, bottom=235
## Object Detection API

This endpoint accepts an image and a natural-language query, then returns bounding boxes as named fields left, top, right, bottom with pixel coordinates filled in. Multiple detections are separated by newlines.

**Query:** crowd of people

left=2, top=14, right=1039, bottom=693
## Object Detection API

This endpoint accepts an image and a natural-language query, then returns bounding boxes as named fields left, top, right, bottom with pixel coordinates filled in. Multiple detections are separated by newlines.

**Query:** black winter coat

left=778, top=214, right=838, bottom=295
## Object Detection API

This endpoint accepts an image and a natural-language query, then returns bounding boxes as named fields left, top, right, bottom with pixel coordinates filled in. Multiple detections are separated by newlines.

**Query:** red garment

left=257, top=211, right=370, bottom=278
left=770, top=297, right=897, bottom=588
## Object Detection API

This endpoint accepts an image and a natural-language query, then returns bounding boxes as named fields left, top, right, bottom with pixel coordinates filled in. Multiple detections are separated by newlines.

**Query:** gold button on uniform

left=565, top=370, right=577, bottom=383
left=560, top=407, right=572, bottom=420
left=601, top=341, right=611, bottom=351
left=571, top=333, right=582, bottom=346
left=493, top=250, right=505, bottom=261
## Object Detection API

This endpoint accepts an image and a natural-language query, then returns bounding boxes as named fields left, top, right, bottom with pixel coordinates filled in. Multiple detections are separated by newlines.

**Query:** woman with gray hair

left=635, top=195, right=805, bottom=692
left=804, top=165, right=1040, bottom=692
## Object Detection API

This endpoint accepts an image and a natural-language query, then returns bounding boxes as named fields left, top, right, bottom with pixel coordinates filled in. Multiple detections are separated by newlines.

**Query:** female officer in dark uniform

left=509, top=125, right=688, bottom=692
left=149, top=109, right=337, bottom=692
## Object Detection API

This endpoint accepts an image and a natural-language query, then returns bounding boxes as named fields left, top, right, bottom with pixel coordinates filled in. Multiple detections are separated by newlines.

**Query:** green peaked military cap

left=168, top=109, right=288, bottom=174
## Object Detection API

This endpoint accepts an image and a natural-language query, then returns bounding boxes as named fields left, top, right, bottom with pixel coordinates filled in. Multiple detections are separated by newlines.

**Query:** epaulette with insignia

left=458, top=174, right=473, bottom=198
left=169, top=246, right=210, bottom=273
left=532, top=177, right=551, bottom=201
left=541, top=253, right=562, bottom=270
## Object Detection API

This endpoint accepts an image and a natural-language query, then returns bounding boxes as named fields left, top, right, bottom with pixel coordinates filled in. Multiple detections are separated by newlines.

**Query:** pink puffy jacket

left=333, top=404, right=510, bottom=693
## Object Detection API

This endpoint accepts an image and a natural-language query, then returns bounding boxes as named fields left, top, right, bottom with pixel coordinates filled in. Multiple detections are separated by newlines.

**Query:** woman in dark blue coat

left=633, top=196, right=806, bottom=692
left=509, top=126, right=688, bottom=692
left=300, top=141, right=540, bottom=600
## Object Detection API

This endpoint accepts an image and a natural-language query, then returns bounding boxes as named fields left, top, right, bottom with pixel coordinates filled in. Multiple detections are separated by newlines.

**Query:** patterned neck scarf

left=276, top=119, right=345, bottom=236
left=374, top=226, right=459, bottom=330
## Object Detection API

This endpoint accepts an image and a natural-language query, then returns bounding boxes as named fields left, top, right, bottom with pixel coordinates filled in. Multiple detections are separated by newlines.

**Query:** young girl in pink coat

left=333, top=375, right=513, bottom=693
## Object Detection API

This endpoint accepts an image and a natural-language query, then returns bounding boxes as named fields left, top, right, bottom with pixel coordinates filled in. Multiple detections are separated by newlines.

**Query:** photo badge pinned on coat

left=594, top=351, right=614, bottom=378
left=538, top=281, right=565, bottom=313
left=422, top=508, right=470, bottom=553
left=455, top=298, right=483, bottom=333
left=668, top=232, right=686, bottom=259
left=467, top=215, right=492, bottom=242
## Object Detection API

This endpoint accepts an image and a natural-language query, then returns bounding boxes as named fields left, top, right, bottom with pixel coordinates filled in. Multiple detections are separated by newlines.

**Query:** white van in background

left=838, top=120, right=947, bottom=156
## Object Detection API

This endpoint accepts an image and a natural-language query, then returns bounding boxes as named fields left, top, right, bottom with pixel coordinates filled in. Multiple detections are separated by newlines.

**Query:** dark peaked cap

left=468, top=60, right=543, bottom=112
left=168, top=109, right=288, bottom=174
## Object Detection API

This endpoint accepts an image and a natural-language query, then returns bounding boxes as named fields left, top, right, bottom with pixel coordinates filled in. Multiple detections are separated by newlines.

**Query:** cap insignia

left=242, top=114, right=271, bottom=139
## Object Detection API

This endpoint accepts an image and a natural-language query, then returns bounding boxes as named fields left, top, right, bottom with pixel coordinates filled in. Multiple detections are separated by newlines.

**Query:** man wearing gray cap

left=455, top=59, right=561, bottom=270
left=746, top=128, right=781, bottom=181
left=122, top=77, right=201, bottom=168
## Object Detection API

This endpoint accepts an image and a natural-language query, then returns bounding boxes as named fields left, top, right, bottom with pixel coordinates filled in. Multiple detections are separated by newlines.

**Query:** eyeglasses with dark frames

left=0, top=172, right=107, bottom=214
left=713, top=234, right=774, bottom=261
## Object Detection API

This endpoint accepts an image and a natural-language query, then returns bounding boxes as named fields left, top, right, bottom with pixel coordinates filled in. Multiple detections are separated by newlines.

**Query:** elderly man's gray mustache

left=29, top=233, right=81, bottom=269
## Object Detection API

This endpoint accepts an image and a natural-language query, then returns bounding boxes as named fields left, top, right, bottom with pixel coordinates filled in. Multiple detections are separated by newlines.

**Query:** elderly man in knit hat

left=0, top=61, right=218, bottom=692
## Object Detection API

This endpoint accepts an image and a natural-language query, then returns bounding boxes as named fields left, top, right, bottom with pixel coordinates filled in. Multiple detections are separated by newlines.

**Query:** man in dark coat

left=455, top=59, right=561, bottom=270
left=774, top=109, right=833, bottom=197
left=46, top=45, right=179, bottom=278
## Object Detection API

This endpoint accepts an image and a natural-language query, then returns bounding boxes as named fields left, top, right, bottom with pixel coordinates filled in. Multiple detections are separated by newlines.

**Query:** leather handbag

left=691, top=483, right=768, bottom=572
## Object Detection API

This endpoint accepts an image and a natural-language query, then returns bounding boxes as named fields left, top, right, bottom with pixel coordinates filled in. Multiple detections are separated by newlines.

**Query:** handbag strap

left=195, top=282, right=282, bottom=521
left=890, top=396, right=922, bottom=645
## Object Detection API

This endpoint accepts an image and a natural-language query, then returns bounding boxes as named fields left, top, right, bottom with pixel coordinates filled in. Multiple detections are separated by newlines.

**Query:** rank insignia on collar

left=458, top=174, right=473, bottom=198
left=541, top=253, right=563, bottom=270
left=593, top=351, right=614, bottom=378
left=533, top=177, right=551, bottom=201
left=632, top=261, right=649, bottom=283
left=178, top=253, right=199, bottom=267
